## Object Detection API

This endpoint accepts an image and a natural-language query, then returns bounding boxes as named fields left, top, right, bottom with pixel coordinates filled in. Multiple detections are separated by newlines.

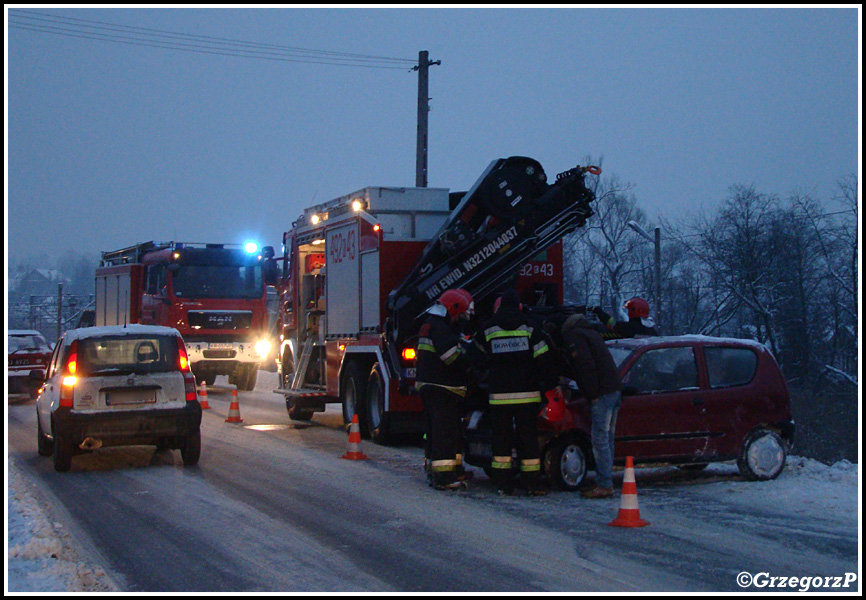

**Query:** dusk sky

left=5, top=7, right=860, bottom=266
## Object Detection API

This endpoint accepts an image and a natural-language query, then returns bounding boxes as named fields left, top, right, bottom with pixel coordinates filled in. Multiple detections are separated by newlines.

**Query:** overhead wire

left=8, top=8, right=418, bottom=69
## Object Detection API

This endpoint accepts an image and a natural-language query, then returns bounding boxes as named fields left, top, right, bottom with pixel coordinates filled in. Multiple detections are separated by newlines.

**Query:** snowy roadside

left=6, top=456, right=118, bottom=593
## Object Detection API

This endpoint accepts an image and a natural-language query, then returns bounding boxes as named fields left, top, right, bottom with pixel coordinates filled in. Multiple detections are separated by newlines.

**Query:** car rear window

left=78, top=334, right=180, bottom=376
left=705, top=347, right=757, bottom=388
left=622, top=346, right=699, bottom=394
left=9, top=334, right=51, bottom=353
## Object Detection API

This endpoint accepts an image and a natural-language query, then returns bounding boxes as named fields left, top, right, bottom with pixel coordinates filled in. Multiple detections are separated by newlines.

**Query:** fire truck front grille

left=188, top=311, right=252, bottom=330
left=202, top=350, right=237, bottom=359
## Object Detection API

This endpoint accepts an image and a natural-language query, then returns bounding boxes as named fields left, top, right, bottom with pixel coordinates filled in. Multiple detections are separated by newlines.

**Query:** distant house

left=10, top=268, right=72, bottom=300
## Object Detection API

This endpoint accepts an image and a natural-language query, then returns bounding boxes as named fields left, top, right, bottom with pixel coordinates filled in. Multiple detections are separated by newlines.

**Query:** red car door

left=614, top=344, right=712, bottom=462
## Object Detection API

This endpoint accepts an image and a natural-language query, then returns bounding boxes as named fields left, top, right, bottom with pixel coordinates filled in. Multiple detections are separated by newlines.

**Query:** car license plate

left=404, top=368, right=416, bottom=379
left=106, top=390, right=157, bottom=405
left=208, top=343, right=234, bottom=350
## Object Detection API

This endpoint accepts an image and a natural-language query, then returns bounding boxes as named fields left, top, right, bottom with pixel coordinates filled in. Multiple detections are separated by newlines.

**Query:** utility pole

left=628, top=221, right=662, bottom=330
left=414, top=50, right=440, bottom=188
left=57, top=283, right=63, bottom=343
left=654, top=226, right=661, bottom=331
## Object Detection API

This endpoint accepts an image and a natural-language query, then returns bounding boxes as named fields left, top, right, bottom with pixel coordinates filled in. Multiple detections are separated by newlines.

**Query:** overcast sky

left=5, top=6, right=860, bottom=266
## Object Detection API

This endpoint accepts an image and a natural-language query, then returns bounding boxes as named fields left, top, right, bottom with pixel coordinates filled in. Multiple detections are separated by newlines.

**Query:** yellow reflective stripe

left=485, top=329, right=533, bottom=342
left=491, top=455, right=513, bottom=469
left=415, top=382, right=468, bottom=397
left=489, top=391, right=542, bottom=404
left=418, top=337, right=435, bottom=353
left=520, top=458, right=541, bottom=472
left=440, top=345, right=462, bottom=364
left=431, top=459, right=458, bottom=472
left=533, top=341, right=549, bottom=358
left=484, top=325, right=533, bottom=337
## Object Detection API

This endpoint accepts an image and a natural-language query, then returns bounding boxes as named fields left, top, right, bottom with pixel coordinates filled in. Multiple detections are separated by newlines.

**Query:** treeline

left=563, top=166, right=858, bottom=462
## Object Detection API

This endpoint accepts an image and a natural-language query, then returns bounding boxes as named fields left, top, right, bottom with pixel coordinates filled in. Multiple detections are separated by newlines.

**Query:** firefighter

left=476, top=288, right=557, bottom=496
left=590, top=297, right=659, bottom=339
left=416, top=288, right=475, bottom=490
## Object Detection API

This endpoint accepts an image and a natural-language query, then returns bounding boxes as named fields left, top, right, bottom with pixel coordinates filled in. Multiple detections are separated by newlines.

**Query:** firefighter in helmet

left=476, top=288, right=557, bottom=496
left=416, top=288, right=475, bottom=490
left=591, top=296, right=659, bottom=339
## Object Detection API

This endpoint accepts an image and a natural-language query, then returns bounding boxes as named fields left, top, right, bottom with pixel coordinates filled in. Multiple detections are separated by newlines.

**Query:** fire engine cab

left=96, top=241, right=274, bottom=391
left=275, top=156, right=600, bottom=444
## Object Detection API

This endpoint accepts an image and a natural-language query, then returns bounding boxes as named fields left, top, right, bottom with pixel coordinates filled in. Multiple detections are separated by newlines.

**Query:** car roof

left=62, top=324, right=182, bottom=342
left=606, top=334, right=770, bottom=352
left=8, top=330, right=44, bottom=336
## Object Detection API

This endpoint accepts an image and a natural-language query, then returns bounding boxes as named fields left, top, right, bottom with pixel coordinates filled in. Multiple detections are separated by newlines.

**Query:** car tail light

left=60, top=340, right=78, bottom=407
left=401, top=347, right=416, bottom=362
left=65, top=340, right=78, bottom=376
left=176, top=336, right=190, bottom=372
left=177, top=337, right=197, bottom=402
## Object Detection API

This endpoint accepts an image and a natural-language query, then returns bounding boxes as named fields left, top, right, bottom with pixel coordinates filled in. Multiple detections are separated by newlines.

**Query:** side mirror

left=264, top=258, right=278, bottom=286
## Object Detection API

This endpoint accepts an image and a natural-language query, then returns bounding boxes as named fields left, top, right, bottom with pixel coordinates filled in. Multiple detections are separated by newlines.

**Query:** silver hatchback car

left=35, top=324, right=202, bottom=471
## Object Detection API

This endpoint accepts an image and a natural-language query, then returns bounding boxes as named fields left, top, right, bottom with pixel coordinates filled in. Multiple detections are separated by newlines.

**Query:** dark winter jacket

left=476, top=290, right=557, bottom=405
left=561, top=313, right=622, bottom=400
left=416, top=312, right=472, bottom=395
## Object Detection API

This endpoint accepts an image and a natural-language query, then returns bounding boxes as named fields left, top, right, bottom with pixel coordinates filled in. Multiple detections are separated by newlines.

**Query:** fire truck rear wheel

left=366, top=363, right=393, bottom=445
left=341, top=361, right=370, bottom=438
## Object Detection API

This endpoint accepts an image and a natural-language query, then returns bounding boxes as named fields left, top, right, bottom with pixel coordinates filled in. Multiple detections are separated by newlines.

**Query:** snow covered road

left=6, top=372, right=861, bottom=592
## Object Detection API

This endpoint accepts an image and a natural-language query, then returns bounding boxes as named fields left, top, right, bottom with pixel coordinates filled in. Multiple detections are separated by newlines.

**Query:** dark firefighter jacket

left=476, top=304, right=557, bottom=405
left=561, top=313, right=622, bottom=400
left=592, top=307, right=659, bottom=339
left=416, top=312, right=471, bottom=396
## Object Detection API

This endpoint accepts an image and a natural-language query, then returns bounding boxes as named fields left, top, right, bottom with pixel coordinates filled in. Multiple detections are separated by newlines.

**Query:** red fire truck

left=96, top=241, right=275, bottom=390
left=275, top=156, right=599, bottom=443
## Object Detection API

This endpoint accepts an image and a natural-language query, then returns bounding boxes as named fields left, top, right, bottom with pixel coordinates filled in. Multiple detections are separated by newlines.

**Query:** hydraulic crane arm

left=386, top=156, right=600, bottom=354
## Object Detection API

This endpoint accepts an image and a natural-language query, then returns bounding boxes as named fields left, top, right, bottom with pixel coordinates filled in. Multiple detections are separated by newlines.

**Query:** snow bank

left=6, top=457, right=118, bottom=592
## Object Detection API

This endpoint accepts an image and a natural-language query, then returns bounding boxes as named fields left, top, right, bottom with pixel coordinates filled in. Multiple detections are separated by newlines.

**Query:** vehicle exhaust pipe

left=80, top=437, right=103, bottom=450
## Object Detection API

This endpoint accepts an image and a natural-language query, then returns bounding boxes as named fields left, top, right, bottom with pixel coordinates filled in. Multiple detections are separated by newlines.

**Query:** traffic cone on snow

left=608, top=456, right=649, bottom=528
left=225, top=388, right=243, bottom=423
left=341, top=414, right=368, bottom=460
left=199, top=381, right=211, bottom=410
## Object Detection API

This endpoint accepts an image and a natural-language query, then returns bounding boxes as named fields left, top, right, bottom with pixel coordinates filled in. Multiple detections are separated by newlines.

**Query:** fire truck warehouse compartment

left=278, top=187, right=453, bottom=436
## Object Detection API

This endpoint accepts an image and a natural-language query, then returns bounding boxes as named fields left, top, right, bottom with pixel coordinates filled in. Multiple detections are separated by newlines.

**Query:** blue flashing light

left=244, top=241, right=259, bottom=254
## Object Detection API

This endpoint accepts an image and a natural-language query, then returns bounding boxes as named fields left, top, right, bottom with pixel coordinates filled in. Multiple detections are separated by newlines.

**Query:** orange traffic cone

left=225, top=388, right=243, bottom=423
left=199, top=381, right=211, bottom=410
left=341, top=414, right=368, bottom=460
left=608, top=456, right=649, bottom=528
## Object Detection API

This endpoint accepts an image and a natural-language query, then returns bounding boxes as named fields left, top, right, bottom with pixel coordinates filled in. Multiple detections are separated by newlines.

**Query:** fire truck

left=275, top=156, right=599, bottom=443
left=96, top=241, right=276, bottom=390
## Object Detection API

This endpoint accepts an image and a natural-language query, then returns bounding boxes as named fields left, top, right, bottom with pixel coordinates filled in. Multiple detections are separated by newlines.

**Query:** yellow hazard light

left=402, top=348, right=416, bottom=361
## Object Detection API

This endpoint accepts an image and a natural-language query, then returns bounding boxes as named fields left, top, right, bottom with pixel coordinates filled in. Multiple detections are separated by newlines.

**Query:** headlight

left=255, top=339, right=272, bottom=359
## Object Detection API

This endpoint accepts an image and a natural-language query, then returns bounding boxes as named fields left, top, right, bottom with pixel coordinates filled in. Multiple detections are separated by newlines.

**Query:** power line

left=9, top=9, right=418, bottom=69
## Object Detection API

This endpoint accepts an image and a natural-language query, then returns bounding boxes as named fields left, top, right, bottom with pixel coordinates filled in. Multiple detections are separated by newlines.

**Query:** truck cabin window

left=171, top=265, right=264, bottom=299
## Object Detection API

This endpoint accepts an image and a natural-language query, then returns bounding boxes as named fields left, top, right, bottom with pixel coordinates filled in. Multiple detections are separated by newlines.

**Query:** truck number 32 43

left=519, top=263, right=554, bottom=277
left=329, top=230, right=357, bottom=264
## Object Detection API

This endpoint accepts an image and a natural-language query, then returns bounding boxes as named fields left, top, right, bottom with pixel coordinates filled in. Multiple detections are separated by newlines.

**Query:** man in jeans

left=560, top=313, right=623, bottom=498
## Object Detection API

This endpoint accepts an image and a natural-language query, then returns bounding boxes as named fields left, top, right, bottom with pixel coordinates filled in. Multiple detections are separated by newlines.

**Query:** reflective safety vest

left=476, top=313, right=553, bottom=405
left=415, top=314, right=470, bottom=396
